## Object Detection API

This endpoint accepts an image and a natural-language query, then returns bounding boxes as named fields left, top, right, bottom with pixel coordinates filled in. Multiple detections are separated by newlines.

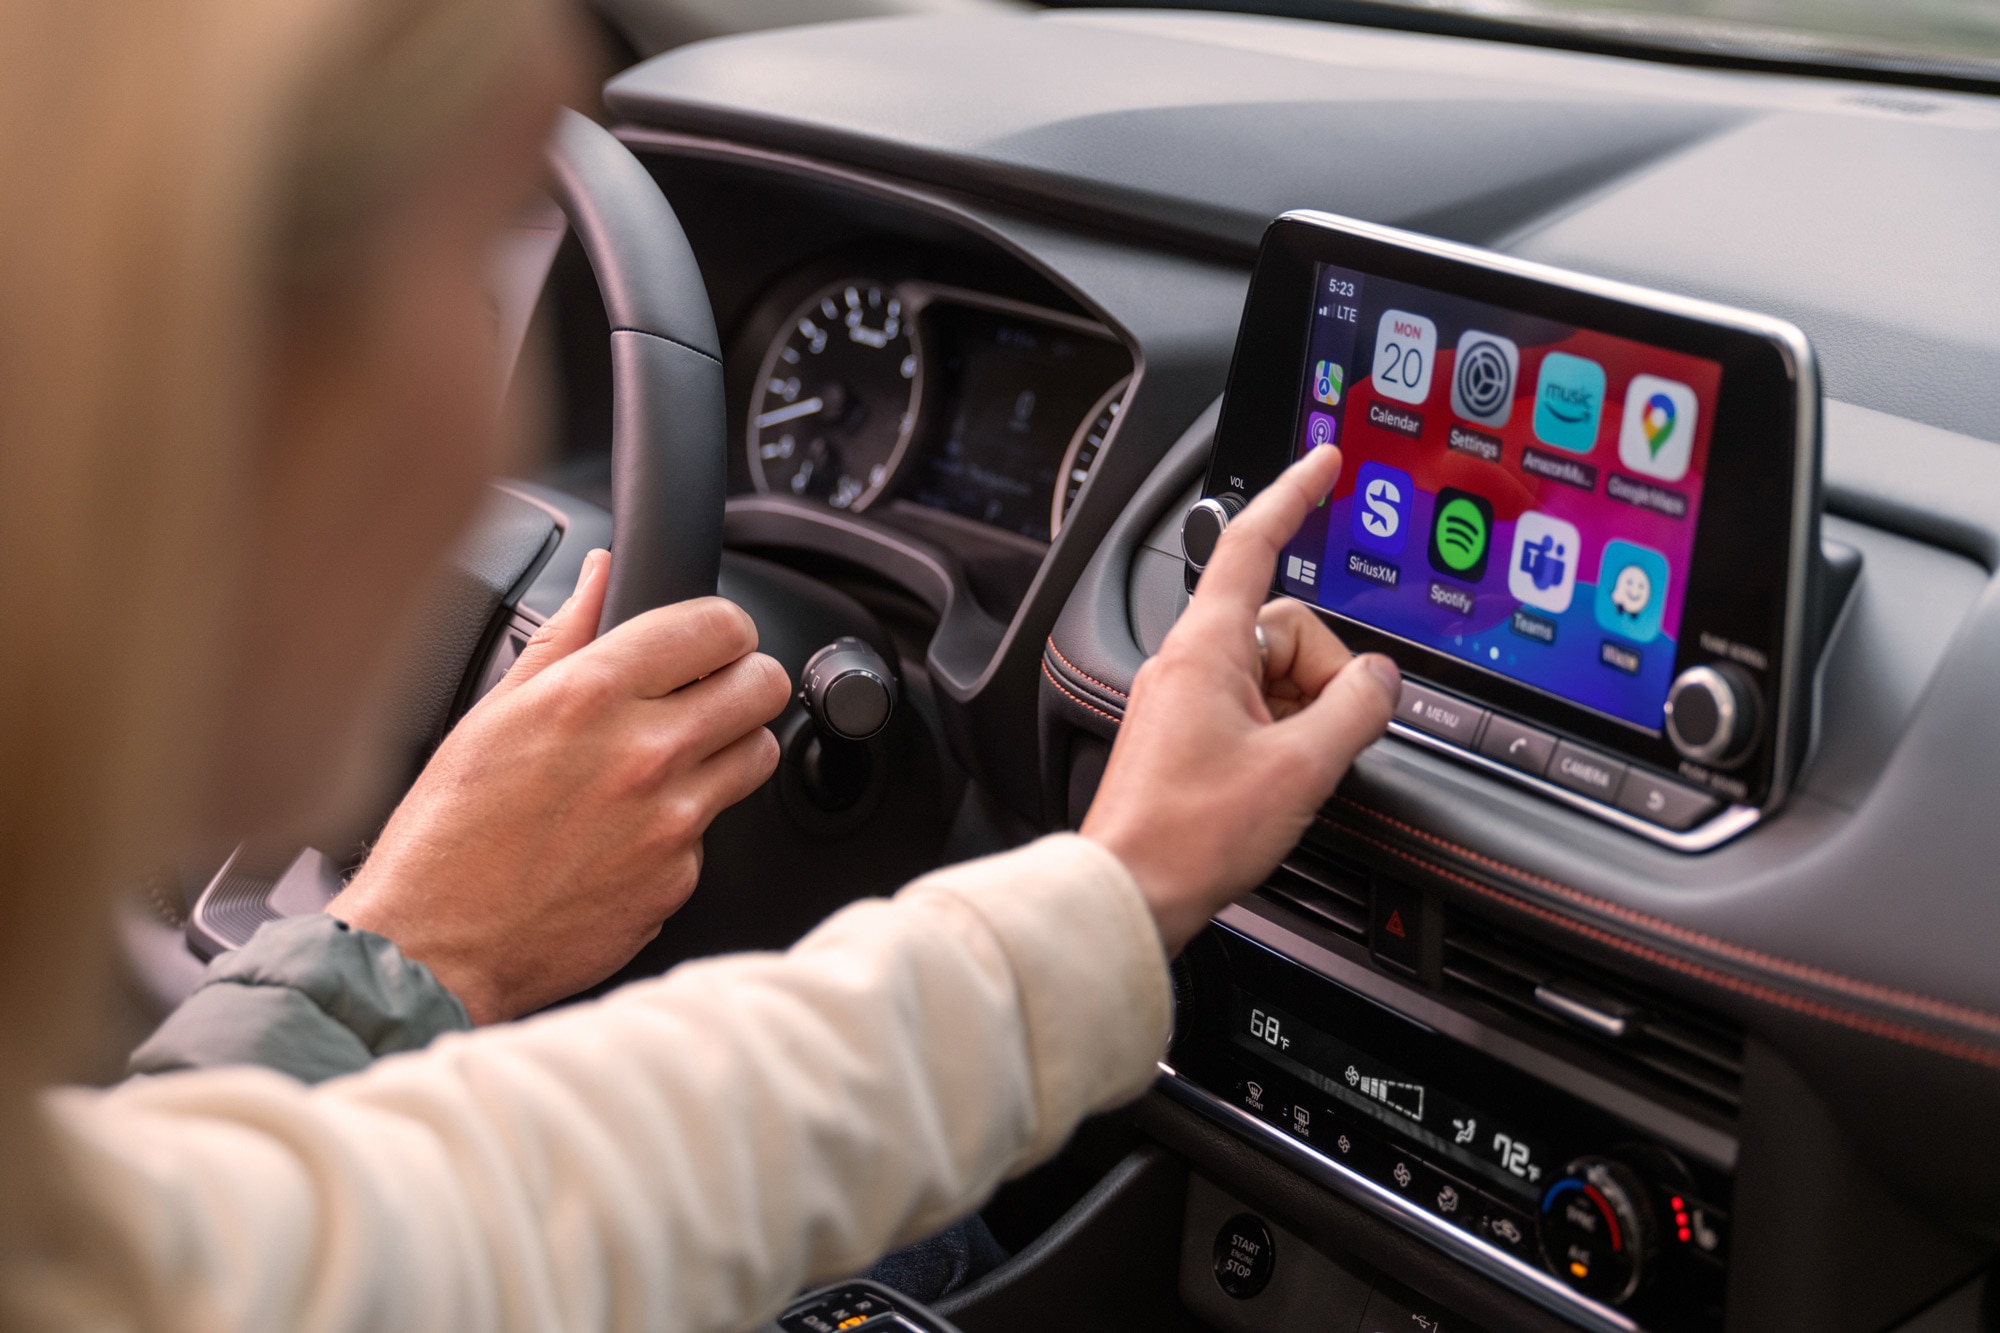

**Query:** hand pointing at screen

left=1082, top=443, right=1402, bottom=955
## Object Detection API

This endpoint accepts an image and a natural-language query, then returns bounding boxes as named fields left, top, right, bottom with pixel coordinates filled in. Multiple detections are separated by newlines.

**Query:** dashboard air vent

left=1443, top=918, right=1745, bottom=1117
left=1258, top=844, right=1371, bottom=943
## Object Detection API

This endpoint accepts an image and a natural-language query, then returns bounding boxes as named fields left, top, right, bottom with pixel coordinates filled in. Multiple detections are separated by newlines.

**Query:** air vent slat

left=1442, top=915, right=1745, bottom=1118
left=1258, top=848, right=1371, bottom=942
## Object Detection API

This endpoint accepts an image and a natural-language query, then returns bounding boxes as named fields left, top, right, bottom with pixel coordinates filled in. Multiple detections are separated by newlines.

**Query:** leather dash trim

left=1332, top=797, right=2000, bottom=1039
left=1046, top=635, right=1132, bottom=700
left=1333, top=821, right=2000, bottom=1073
left=1042, top=659, right=1122, bottom=725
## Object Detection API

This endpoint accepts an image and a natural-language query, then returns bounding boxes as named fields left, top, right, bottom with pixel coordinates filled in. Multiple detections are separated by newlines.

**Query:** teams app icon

left=1508, top=511, right=1581, bottom=614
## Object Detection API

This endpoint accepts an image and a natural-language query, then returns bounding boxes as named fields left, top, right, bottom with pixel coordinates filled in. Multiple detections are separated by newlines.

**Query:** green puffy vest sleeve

left=128, top=914, right=470, bottom=1084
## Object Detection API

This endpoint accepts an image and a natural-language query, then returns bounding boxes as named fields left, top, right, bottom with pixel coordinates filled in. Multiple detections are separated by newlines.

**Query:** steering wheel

left=180, top=114, right=729, bottom=958
left=543, top=109, right=726, bottom=627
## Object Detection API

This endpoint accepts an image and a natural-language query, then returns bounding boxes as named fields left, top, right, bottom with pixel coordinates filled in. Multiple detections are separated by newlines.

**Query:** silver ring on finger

left=1254, top=623, right=1269, bottom=680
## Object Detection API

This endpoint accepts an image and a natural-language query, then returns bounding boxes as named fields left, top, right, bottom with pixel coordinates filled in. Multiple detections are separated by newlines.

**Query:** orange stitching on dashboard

left=1328, top=799, right=2000, bottom=1037
left=1341, top=826, right=2000, bottom=1073
left=1042, top=659, right=1121, bottom=725
left=1046, top=637, right=1131, bottom=700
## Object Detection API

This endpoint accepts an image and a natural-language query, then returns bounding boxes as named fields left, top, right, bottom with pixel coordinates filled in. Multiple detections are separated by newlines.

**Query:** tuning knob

left=798, top=637, right=897, bottom=741
left=1663, top=664, right=1758, bottom=766
left=1539, top=1157, right=1655, bottom=1305
left=1180, top=494, right=1244, bottom=571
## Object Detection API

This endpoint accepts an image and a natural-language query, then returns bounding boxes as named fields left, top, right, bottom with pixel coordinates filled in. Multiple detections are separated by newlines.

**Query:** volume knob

left=1180, top=494, right=1244, bottom=571
left=1664, top=664, right=1757, bottom=766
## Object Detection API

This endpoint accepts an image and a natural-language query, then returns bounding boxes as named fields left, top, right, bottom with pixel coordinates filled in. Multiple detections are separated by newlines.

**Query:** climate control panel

left=1169, top=924, right=1732, bottom=1331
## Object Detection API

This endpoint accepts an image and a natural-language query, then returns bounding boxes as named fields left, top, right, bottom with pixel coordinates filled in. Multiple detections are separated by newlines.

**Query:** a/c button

left=1547, top=741, right=1626, bottom=802
left=1396, top=681, right=1488, bottom=747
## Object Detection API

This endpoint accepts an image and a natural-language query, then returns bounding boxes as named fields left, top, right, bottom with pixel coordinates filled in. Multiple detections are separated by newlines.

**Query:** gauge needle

left=755, top=396, right=825, bottom=428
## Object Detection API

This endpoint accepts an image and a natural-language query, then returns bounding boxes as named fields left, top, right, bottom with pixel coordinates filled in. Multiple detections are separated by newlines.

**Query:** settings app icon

left=1450, top=330, right=1519, bottom=428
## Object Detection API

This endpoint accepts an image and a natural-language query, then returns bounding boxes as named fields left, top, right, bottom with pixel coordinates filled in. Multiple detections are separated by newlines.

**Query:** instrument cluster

left=744, top=273, right=1132, bottom=544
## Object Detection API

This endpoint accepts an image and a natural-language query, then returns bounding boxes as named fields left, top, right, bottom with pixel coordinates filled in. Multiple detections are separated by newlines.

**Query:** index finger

left=1185, top=444, right=1345, bottom=633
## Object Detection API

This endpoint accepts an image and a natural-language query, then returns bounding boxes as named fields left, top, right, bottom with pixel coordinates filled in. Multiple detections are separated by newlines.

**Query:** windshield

left=1054, top=0, right=2000, bottom=87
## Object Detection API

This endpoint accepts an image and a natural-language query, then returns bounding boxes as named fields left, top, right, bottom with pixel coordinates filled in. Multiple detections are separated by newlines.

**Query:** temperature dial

left=1538, top=1157, right=1655, bottom=1305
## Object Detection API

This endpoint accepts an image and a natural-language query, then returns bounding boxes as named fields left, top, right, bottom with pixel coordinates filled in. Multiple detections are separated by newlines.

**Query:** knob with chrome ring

left=1663, top=663, right=1758, bottom=766
left=1180, top=493, right=1244, bottom=571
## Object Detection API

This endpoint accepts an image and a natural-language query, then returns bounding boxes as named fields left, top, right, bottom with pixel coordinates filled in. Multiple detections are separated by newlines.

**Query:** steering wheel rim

left=543, top=109, right=725, bottom=630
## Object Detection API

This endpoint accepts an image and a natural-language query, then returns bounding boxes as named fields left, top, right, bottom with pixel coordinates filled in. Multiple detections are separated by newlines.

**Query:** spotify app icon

left=1428, top=488, right=1494, bottom=583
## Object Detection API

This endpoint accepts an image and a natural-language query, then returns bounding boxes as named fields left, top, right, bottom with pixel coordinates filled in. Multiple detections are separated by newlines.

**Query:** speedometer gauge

left=748, top=278, right=921, bottom=511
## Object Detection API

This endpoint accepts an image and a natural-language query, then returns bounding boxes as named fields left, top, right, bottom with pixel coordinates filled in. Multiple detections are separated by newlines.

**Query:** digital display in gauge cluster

left=904, top=304, right=1132, bottom=542
left=745, top=276, right=1132, bottom=541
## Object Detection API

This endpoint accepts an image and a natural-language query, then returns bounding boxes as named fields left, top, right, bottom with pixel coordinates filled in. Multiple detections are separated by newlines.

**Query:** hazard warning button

left=1370, top=879, right=1423, bottom=974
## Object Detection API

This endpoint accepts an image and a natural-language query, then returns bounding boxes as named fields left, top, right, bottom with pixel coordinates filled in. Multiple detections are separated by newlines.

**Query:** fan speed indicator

left=748, top=279, right=922, bottom=511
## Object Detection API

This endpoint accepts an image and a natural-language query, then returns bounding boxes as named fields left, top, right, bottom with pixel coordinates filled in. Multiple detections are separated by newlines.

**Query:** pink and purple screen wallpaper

left=1278, top=263, right=1723, bottom=732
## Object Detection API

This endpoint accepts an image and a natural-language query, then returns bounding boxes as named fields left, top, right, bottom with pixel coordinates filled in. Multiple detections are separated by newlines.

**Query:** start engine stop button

left=1212, top=1214, right=1276, bottom=1299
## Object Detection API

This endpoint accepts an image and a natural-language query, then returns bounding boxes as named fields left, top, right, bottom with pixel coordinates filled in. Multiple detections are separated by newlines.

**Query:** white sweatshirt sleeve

left=36, top=834, right=1172, bottom=1333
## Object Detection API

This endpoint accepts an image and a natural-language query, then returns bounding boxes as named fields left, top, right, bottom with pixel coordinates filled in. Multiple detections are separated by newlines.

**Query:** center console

left=1165, top=912, right=1735, bottom=1332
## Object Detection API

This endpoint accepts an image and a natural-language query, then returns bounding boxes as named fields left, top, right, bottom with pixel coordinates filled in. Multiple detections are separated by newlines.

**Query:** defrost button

left=1396, top=681, right=1487, bottom=748
left=1547, top=742, right=1626, bottom=804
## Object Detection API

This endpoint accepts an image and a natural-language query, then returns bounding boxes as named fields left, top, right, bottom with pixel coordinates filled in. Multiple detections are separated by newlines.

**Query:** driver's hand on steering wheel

left=1082, top=443, right=1401, bottom=956
left=329, top=550, right=792, bottom=1025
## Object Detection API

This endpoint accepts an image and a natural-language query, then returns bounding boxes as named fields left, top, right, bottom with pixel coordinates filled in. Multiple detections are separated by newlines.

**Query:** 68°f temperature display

left=1234, top=991, right=1553, bottom=1198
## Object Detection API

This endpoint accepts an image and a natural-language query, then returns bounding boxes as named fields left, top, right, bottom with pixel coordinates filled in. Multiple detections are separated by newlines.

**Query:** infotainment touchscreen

left=1198, top=211, right=1818, bottom=848
left=1276, top=264, right=1723, bottom=733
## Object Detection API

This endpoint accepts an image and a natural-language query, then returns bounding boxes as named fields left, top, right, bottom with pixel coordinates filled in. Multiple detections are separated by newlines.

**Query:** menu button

left=1548, top=742, right=1627, bottom=802
left=1396, top=681, right=1488, bottom=747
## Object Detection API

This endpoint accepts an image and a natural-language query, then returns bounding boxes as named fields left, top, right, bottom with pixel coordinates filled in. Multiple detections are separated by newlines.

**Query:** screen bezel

left=1205, top=212, right=1818, bottom=817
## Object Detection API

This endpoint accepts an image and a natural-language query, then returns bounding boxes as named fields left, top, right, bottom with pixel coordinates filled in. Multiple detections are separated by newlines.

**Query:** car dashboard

left=505, top=10, right=2000, bottom=1332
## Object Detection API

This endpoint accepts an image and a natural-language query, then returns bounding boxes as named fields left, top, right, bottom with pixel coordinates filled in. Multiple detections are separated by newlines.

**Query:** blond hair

left=0, top=0, right=546, bottom=1272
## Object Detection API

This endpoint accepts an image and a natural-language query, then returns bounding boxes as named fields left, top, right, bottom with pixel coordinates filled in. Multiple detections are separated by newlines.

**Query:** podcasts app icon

left=1427, top=487, right=1493, bottom=583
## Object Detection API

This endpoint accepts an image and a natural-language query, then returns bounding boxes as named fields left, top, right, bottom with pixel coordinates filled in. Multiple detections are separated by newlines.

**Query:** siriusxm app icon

left=1349, top=460, right=1414, bottom=557
left=1533, top=351, right=1607, bottom=453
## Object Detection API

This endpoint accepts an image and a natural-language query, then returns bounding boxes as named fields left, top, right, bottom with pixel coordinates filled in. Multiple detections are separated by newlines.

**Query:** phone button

left=1548, top=742, right=1627, bottom=803
left=1615, top=770, right=1721, bottom=831
left=1396, top=681, right=1487, bottom=747
left=1477, top=715, right=1557, bottom=777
